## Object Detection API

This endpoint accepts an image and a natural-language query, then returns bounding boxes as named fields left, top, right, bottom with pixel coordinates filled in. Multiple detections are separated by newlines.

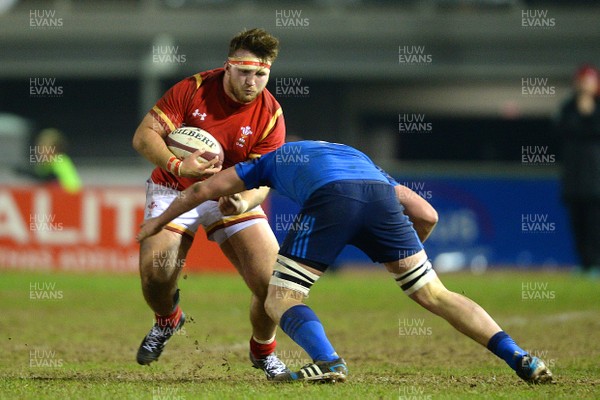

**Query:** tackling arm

left=136, top=167, right=246, bottom=241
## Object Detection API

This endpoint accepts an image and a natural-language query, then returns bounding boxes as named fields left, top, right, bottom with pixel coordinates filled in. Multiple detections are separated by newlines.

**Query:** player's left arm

left=395, top=184, right=438, bottom=242
left=376, top=165, right=438, bottom=242
left=137, top=167, right=246, bottom=241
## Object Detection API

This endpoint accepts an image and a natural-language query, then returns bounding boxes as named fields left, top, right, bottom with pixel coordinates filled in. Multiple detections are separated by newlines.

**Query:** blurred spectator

left=555, top=64, right=600, bottom=274
left=17, top=128, right=82, bottom=193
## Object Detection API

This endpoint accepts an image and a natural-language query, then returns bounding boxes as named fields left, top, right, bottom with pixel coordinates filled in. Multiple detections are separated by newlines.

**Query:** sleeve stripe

left=248, top=153, right=262, bottom=159
left=193, top=73, right=203, bottom=89
left=258, top=107, right=283, bottom=142
left=151, top=106, right=177, bottom=132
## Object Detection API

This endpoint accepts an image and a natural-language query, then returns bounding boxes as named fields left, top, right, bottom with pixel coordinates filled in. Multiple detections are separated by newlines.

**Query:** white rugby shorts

left=144, top=180, right=268, bottom=244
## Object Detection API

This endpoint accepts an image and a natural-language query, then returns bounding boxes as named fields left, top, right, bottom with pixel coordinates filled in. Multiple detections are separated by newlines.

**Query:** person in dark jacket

left=556, top=64, right=600, bottom=274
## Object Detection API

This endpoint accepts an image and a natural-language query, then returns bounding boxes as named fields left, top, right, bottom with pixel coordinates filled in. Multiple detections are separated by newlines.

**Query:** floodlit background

left=0, top=0, right=598, bottom=271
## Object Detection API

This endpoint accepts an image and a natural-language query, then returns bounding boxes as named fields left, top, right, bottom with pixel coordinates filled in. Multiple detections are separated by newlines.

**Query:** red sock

left=156, top=305, right=182, bottom=329
left=250, top=336, right=277, bottom=359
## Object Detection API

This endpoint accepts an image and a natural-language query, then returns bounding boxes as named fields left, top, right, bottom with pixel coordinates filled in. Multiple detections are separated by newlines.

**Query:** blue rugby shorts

left=279, top=180, right=424, bottom=271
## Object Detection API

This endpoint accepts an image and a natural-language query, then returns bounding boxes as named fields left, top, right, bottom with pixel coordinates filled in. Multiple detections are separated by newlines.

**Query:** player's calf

left=139, top=231, right=187, bottom=315
left=388, top=255, right=554, bottom=384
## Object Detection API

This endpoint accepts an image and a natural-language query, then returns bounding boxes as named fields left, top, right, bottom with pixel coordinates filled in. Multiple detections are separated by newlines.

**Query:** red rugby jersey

left=149, top=68, right=285, bottom=191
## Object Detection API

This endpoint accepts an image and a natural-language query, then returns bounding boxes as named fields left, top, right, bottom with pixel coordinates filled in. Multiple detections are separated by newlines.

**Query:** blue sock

left=487, top=331, right=527, bottom=371
left=279, top=304, right=338, bottom=362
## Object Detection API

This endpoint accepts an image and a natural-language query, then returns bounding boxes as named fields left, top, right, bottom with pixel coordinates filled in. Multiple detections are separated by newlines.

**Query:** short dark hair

left=228, top=28, right=280, bottom=63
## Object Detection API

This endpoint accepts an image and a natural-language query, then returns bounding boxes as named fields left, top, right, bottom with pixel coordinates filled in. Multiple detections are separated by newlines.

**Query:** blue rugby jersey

left=235, top=140, right=397, bottom=204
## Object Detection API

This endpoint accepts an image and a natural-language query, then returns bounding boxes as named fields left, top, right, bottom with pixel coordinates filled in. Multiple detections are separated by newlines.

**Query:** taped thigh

left=269, top=255, right=320, bottom=297
left=393, top=259, right=437, bottom=295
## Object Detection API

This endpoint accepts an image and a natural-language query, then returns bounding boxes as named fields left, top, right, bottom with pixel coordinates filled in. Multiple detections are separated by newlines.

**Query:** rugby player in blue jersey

left=136, top=141, right=553, bottom=384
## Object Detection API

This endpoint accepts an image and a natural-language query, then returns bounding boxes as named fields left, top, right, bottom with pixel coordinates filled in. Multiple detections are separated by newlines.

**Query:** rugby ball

left=166, top=127, right=224, bottom=168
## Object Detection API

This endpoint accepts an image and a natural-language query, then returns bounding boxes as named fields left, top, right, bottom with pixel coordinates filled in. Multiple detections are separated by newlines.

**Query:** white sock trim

left=252, top=335, right=276, bottom=345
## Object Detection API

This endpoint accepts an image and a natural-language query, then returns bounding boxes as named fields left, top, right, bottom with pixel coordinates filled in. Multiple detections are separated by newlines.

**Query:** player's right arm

left=132, top=113, right=221, bottom=178
left=132, top=113, right=174, bottom=169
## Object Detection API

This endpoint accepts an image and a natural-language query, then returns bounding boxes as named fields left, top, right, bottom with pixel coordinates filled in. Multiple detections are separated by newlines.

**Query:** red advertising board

left=0, top=185, right=235, bottom=273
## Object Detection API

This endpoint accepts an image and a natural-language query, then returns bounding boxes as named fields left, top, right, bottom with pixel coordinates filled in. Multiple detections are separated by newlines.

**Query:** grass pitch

left=1, top=268, right=599, bottom=399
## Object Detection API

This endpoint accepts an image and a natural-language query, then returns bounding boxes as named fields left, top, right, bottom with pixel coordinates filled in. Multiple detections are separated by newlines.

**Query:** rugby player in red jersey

left=132, top=28, right=290, bottom=379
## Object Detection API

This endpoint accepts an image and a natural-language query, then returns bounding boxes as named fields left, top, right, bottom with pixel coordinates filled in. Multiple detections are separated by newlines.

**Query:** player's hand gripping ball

left=166, top=127, right=224, bottom=168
